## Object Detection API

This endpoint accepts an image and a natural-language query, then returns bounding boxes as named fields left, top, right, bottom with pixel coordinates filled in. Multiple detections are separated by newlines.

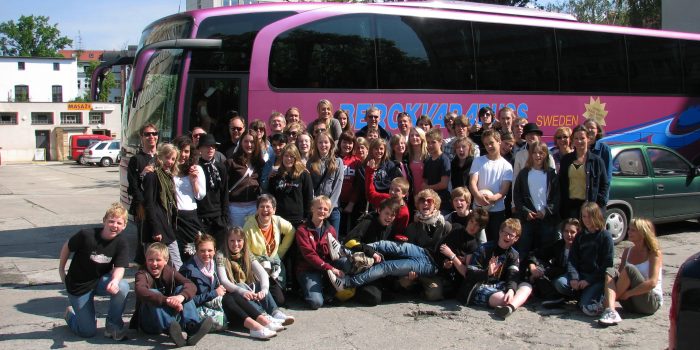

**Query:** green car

left=607, top=143, right=700, bottom=244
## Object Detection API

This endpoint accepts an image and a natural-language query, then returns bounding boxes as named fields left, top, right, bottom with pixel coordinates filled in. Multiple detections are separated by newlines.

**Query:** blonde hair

left=223, top=227, right=255, bottom=284
left=629, top=217, right=661, bottom=255
left=415, top=188, right=441, bottom=210
left=500, top=218, right=522, bottom=237
left=103, top=202, right=128, bottom=223
left=407, top=127, right=427, bottom=161
left=279, top=144, right=308, bottom=179
left=391, top=176, right=410, bottom=195
left=525, top=141, right=551, bottom=170
left=425, top=128, right=443, bottom=143
left=311, top=195, right=332, bottom=210
left=453, top=136, right=477, bottom=157
left=451, top=186, right=472, bottom=203
left=308, top=131, right=338, bottom=176
left=364, top=138, right=389, bottom=167
left=581, top=202, right=605, bottom=231
left=146, top=242, right=169, bottom=262
left=156, top=143, right=179, bottom=176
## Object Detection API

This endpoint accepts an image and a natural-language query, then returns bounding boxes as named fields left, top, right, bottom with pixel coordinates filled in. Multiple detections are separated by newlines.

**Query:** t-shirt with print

left=65, top=228, right=129, bottom=295
left=423, top=153, right=451, bottom=211
left=469, top=155, right=513, bottom=212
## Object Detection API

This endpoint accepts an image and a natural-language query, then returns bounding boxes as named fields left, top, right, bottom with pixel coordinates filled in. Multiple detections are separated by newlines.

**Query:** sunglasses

left=368, top=115, right=380, bottom=119
left=143, top=132, right=159, bottom=137
left=556, top=135, right=570, bottom=140
left=254, top=127, right=266, bottom=132
left=230, top=127, right=243, bottom=132
left=287, top=131, right=299, bottom=136
left=193, top=133, right=206, bottom=138
left=419, top=197, right=435, bottom=204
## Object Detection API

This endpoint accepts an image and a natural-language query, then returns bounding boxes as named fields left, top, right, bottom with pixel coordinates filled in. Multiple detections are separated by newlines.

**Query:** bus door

left=185, top=74, right=248, bottom=143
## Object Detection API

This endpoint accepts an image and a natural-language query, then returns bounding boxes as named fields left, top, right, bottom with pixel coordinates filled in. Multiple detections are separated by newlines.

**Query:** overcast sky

left=1, top=0, right=181, bottom=50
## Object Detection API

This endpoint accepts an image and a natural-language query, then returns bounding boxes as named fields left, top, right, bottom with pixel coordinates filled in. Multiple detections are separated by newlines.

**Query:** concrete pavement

left=1, top=162, right=699, bottom=349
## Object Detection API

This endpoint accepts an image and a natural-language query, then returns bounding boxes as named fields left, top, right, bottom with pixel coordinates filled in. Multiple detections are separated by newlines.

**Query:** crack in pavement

left=22, top=199, right=58, bottom=215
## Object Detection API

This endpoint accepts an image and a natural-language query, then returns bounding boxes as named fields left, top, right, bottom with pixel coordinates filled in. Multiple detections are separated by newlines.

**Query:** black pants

left=485, top=210, right=506, bottom=242
left=222, top=292, right=263, bottom=328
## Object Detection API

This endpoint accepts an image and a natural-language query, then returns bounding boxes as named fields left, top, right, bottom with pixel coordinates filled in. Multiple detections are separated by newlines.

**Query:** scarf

left=414, top=209, right=444, bottom=227
left=223, top=252, right=248, bottom=284
left=201, top=158, right=221, bottom=191
left=193, top=254, right=215, bottom=284
left=156, top=168, right=177, bottom=220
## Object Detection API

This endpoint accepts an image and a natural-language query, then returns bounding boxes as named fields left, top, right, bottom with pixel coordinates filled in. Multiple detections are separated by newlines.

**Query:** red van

left=70, top=134, right=112, bottom=164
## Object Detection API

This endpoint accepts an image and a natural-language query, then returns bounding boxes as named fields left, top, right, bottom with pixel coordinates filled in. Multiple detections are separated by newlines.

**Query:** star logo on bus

left=583, top=96, right=608, bottom=126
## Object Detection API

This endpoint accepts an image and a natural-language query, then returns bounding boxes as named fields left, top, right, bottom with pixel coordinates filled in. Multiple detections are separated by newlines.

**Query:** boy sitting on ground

left=365, top=159, right=411, bottom=240
left=134, top=243, right=213, bottom=347
left=455, top=218, right=532, bottom=319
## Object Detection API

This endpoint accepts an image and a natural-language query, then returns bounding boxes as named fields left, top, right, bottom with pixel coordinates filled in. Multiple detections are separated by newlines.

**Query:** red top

left=365, top=166, right=410, bottom=236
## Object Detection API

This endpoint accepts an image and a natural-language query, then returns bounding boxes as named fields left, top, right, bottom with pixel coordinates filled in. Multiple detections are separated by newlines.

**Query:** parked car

left=606, top=143, right=700, bottom=244
left=70, top=134, right=112, bottom=164
left=669, top=251, right=700, bottom=350
left=83, top=140, right=121, bottom=167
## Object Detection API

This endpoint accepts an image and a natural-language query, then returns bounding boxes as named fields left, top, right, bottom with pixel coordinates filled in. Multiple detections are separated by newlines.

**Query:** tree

left=467, top=0, right=532, bottom=6
left=0, top=15, right=72, bottom=57
left=541, top=0, right=660, bottom=28
left=83, top=60, right=117, bottom=102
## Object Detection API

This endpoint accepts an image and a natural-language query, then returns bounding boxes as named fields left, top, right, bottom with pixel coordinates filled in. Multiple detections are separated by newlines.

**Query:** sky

left=1, top=0, right=183, bottom=50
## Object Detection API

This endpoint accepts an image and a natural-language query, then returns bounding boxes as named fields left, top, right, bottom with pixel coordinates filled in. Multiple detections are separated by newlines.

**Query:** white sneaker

left=266, top=322, right=286, bottom=332
left=272, top=310, right=295, bottom=326
left=327, top=234, right=342, bottom=261
left=327, top=269, right=346, bottom=291
left=250, top=327, right=277, bottom=340
left=597, top=308, right=622, bottom=326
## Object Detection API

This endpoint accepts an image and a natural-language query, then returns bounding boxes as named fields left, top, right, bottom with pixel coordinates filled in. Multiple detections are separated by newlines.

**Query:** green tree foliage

left=467, top=0, right=532, bottom=6
left=542, top=0, right=660, bottom=28
left=77, top=61, right=117, bottom=102
left=0, top=15, right=73, bottom=57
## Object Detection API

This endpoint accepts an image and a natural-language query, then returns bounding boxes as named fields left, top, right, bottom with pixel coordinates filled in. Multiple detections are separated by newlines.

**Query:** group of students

left=58, top=100, right=663, bottom=346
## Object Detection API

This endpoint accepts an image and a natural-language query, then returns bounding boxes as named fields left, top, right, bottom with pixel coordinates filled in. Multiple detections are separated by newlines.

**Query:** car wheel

left=78, top=155, right=87, bottom=165
left=606, top=207, right=628, bottom=244
left=100, top=157, right=112, bottom=167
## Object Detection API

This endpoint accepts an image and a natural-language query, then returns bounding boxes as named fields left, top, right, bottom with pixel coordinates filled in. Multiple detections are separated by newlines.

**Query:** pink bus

left=94, top=2, right=700, bottom=205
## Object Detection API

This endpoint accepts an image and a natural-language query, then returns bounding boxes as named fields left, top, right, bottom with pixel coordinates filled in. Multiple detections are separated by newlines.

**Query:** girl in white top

left=598, top=217, right=663, bottom=326
left=173, top=136, right=206, bottom=259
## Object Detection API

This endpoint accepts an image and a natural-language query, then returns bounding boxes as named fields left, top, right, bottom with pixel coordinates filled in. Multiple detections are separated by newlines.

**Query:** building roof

left=58, top=50, right=105, bottom=61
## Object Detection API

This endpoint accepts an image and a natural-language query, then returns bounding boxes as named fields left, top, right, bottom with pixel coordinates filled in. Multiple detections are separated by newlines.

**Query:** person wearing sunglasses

left=191, top=126, right=226, bottom=163
left=470, top=106, right=495, bottom=156
left=355, top=106, right=391, bottom=142
left=224, top=115, right=246, bottom=159
left=550, top=126, right=573, bottom=173
left=127, top=123, right=159, bottom=264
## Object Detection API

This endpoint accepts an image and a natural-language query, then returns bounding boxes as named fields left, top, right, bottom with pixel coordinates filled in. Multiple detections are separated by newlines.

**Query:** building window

left=0, top=113, right=18, bottom=125
left=14, top=85, right=29, bottom=102
left=77, top=80, right=80, bottom=89
left=31, top=112, right=54, bottom=125
left=53, top=62, right=60, bottom=71
left=60, top=112, right=82, bottom=125
left=89, top=112, right=105, bottom=124
left=114, top=96, right=122, bottom=103
left=18, top=62, right=25, bottom=70
left=52, top=85, right=63, bottom=102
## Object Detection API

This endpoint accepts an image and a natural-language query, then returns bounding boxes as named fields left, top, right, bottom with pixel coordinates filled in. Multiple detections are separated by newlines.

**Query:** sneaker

left=581, top=302, right=604, bottom=317
left=541, top=297, right=566, bottom=309
left=327, top=234, right=342, bottom=261
left=272, top=310, right=295, bottom=326
left=168, top=322, right=187, bottom=348
left=104, top=322, right=127, bottom=341
left=597, top=308, right=622, bottom=326
left=494, top=305, right=514, bottom=319
left=266, top=321, right=286, bottom=332
left=250, top=327, right=277, bottom=340
left=187, top=316, right=213, bottom=346
left=327, top=270, right=346, bottom=291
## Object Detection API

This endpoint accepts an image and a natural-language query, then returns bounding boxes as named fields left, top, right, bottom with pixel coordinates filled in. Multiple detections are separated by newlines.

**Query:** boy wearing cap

left=196, top=134, right=229, bottom=242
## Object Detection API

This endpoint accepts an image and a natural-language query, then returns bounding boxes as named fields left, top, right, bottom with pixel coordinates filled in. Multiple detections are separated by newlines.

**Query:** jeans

left=517, top=218, right=559, bottom=270
left=65, top=273, right=130, bottom=337
left=328, top=207, right=341, bottom=237
left=227, top=201, right=257, bottom=228
left=343, top=241, right=437, bottom=288
left=297, top=270, right=326, bottom=310
left=139, top=287, right=201, bottom=335
left=552, top=274, right=604, bottom=307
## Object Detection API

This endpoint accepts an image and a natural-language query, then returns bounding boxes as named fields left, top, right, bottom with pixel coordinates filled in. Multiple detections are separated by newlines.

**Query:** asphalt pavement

left=1, top=161, right=699, bottom=349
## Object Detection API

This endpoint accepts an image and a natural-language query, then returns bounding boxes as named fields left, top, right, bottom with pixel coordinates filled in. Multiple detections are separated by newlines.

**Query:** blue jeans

left=227, top=201, right=257, bottom=228
left=343, top=241, right=437, bottom=288
left=297, top=270, right=326, bottom=310
left=517, top=218, right=559, bottom=269
left=65, top=273, right=130, bottom=337
left=328, top=207, right=341, bottom=237
left=139, top=287, right=201, bottom=335
left=552, top=274, right=604, bottom=307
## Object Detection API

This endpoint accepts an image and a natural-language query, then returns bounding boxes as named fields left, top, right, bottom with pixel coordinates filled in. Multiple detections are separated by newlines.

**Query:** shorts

left=472, top=282, right=506, bottom=306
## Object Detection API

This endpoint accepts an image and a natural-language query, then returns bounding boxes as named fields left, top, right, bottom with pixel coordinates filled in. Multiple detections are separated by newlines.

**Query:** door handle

left=656, top=184, right=664, bottom=191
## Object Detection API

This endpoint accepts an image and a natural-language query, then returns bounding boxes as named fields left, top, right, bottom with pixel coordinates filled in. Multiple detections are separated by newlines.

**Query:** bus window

left=375, top=16, right=475, bottom=90
left=125, top=49, right=182, bottom=147
left=627, top=36, right=682, bottom=94
left=473, top=22, right=557, bottom=92
left=269, top=14, right=375, bottom=89
left=682, top=40, right=700, bottom=94
left=557, top=29, right=627, bottom=93
left=191, top=12, right=294, bottom=72
left=188, top=77, right=244, bottom=143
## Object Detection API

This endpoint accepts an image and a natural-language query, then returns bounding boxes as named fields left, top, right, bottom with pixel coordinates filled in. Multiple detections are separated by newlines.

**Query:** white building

left=0, top=102, right=122, bottom=162
left=0, top=56, right=79, bottom=103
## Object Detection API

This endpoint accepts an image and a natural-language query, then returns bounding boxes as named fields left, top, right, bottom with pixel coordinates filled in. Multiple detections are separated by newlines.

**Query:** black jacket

left=126, top=150, right=155, bottom=215
left=142, top=171, right=176, bottom=244
left=567, top=229, right=614, bottom=284
left=527, top=238, right=568, bottom=279
left=558, top=151, right=608, bottom=217
left=466, top=241, right=521, bottom=293
left=197, top=158, right=229, bottom=219
left=513, top=167, right=560, bottom=224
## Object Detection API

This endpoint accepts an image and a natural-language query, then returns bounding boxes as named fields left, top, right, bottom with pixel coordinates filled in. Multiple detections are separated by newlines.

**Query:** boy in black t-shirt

left=58, top=203, right=131, bottom=339
left=423, top=129, right=451, bottom=214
